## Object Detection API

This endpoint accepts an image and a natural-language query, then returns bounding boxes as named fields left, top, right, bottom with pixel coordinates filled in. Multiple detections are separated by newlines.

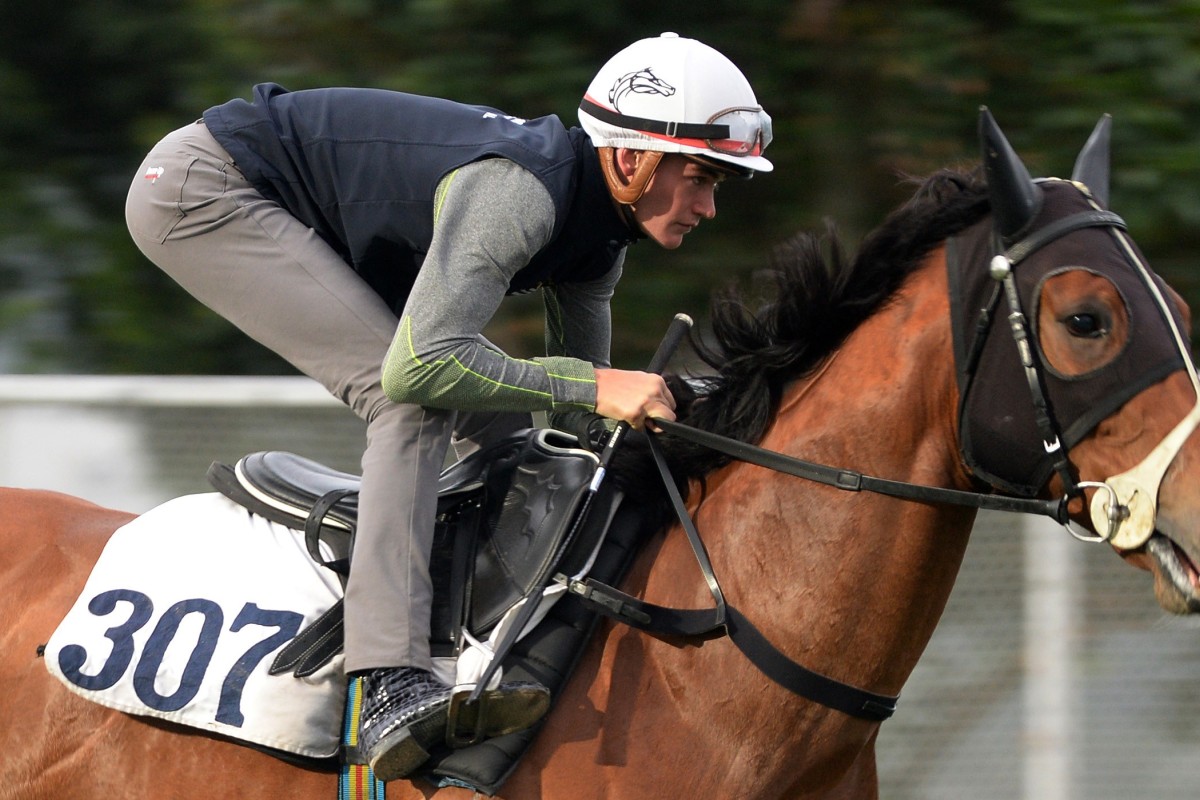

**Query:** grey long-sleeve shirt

left=381, top=157, right=625, bottom=414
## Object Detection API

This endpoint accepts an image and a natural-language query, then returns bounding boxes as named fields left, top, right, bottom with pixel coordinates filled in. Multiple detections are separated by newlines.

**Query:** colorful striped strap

left=340, top=676, right=386, bottom=800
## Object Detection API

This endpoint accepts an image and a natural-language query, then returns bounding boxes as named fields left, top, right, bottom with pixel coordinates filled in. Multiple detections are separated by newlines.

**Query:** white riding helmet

left=579, top=32, right=773, bottom=175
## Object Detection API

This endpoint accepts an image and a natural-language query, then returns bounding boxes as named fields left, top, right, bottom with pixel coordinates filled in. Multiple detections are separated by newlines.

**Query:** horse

left=4, top=108, right=1199, bottom=799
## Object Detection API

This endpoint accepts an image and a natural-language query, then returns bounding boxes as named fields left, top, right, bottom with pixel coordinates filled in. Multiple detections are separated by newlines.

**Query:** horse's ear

left=1071, top=114, right=1112, bottom=208
left=979, top=106, right=1042, bottom=242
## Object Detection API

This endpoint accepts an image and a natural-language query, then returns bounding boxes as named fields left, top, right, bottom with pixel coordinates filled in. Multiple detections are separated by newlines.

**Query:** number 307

left=58, top=589, right=303, bottom=727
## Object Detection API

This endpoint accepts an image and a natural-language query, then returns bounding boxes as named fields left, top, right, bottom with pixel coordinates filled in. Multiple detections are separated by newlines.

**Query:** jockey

left=124, top=31, right=770, bottom=782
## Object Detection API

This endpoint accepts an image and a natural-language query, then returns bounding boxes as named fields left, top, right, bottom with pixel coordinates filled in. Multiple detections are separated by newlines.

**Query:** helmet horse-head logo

left=609, top=67, right=676, bottom=111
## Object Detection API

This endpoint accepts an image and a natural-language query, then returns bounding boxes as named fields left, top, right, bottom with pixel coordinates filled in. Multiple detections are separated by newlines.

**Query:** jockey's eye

left=1063, top=312, right=1107, bottom=338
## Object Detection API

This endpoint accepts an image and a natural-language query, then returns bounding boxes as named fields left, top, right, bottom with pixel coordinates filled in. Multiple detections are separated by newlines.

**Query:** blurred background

left=5, top=0, right=1200, bottom=371
left=2, top=1, right=1200, bottom=797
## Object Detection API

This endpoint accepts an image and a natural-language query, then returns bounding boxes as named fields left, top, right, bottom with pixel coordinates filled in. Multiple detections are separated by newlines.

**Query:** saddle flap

left=469, top=433, right=598, bottom=628
left=430, top=429, right=602, bottom=644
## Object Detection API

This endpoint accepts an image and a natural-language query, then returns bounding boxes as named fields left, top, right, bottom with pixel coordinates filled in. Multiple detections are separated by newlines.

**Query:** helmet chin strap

left=1089, top=223, right=1200, bottom=549
left=597, top=147, right=663, bottom=204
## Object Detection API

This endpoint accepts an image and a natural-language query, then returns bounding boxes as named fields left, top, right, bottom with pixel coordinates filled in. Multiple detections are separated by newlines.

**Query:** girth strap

left=270, top=599, right=345, bottom=678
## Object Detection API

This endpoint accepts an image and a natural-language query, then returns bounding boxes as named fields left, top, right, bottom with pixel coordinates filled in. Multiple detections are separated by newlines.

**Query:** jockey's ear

left=613, top=148, right=640, bottom=180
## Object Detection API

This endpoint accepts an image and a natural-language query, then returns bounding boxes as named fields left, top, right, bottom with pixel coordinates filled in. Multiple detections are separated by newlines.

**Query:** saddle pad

left=44, top=493, right=346, bottom=758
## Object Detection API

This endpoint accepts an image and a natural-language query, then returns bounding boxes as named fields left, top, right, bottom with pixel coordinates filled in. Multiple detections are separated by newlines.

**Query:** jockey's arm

left=381, top=157, right=672, bottom=429
left=382, top=158, right=597, bottom=415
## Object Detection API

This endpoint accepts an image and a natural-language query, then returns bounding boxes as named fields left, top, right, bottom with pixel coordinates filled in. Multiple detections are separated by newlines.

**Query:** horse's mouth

left=1144, top=532, right=1200, bottom=614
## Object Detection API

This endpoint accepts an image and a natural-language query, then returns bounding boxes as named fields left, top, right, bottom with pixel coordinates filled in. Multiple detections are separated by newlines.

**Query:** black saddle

left=208, top=428, right=618, bottom=650
left=204, top=434, right=503, bottom=574
left=206, top=427, right=650, bottom=791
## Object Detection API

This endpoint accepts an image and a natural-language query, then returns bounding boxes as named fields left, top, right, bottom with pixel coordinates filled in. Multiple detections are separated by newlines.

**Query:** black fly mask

left=947, top=111, right=1190, bottom=497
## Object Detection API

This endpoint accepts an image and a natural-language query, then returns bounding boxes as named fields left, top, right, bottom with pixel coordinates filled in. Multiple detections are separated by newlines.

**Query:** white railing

left=0, top=374, right=340, bottom=406
left=0, top=375, right=362, bottom=513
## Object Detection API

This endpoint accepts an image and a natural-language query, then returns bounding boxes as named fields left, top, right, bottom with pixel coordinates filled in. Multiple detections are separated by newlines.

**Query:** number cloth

left=44, top=493, right=346, bottom=758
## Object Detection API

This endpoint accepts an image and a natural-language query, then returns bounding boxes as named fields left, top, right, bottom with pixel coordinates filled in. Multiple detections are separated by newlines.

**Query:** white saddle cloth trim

left=44, top=493, right=345, bottom=758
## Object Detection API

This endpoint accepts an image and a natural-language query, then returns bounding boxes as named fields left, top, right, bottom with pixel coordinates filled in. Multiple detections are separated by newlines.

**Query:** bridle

left=972, top=206, right=1137, bottom=544
left=952, top=109, right=1200, bottom=550
left=968, top=193, right=1200, bottom=548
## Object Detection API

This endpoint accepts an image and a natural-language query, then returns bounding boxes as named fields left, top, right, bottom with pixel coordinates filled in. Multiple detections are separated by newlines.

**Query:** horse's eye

left=1063, top=312, right=1106, bottom=338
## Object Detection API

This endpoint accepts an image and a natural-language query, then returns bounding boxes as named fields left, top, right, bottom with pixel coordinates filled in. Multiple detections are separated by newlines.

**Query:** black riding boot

left=358, top=666, right=550, bottom=781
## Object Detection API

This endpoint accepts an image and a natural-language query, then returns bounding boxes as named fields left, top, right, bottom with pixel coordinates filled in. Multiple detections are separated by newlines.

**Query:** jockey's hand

left=594, top=368, right=676, bottom=431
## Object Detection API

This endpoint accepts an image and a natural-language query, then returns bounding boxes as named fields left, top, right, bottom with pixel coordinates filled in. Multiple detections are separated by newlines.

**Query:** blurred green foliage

left=2, top=0, right=1200, bottom=373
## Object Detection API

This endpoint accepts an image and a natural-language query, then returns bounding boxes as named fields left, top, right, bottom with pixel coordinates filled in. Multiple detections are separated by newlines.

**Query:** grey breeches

left=125, top=121, right=528, bottom=672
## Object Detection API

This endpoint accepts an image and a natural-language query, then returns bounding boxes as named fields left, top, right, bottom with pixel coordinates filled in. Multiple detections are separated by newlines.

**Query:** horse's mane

left=613, top=167, right=991, bottom=509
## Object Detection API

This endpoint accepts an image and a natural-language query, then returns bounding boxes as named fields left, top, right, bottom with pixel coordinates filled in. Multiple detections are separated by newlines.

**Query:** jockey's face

left=621, top=152, right=722, bottom=249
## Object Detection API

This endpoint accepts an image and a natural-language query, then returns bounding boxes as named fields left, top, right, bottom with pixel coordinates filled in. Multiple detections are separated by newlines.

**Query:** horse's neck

left=505, top=254, right=979, bottom=798
left=652, top=250, right=975, bottom=697
left=787, top=247, right=975, bottom=494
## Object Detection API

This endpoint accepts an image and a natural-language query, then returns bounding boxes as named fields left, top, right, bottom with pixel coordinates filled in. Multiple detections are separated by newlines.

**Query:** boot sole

left=369, top=714, right=441, bottom=782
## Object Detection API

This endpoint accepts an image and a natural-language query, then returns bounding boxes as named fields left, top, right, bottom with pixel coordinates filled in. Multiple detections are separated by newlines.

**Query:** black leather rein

left=653, top=418, right=1070, bottom=522
left=565, top=416, right=1072, bottom=724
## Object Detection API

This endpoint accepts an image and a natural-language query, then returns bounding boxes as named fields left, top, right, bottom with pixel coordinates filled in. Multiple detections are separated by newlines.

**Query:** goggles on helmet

left=705, top=107, right=773, bottom=156
left=579, top=99, right=773, bottom=158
